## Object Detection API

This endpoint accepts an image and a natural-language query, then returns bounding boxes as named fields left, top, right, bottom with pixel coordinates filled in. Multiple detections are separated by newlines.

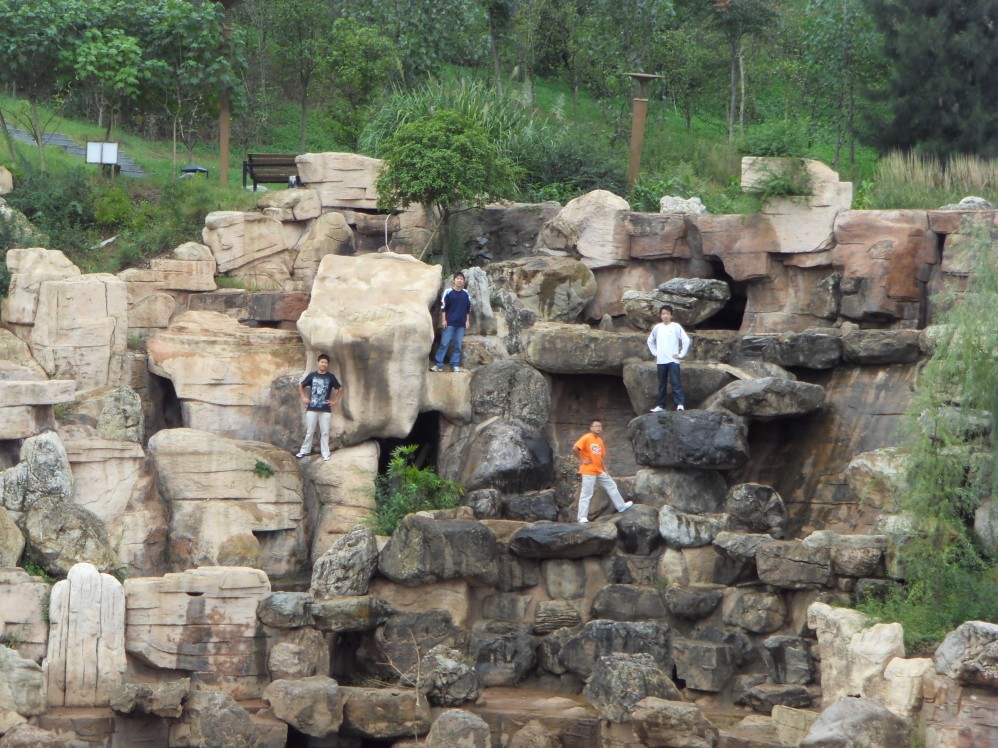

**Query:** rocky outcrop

left=536, top=190, right=630, bottom=268
left=629, top=411, right=749, bottom=469
left=485, top=257, right=597, bottom=322
left=583, top=653, right=681, bottom=722
left=297, top=253, right=441, bottom=446
left=378, top=515, right=499, bottom=587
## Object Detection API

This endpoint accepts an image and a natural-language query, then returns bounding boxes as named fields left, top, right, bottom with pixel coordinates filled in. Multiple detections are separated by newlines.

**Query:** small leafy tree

left=65, top=28, right=146, bottom=140
left=858, top=221, right=998, bottom=650
left=370, top=445, right=463, bottom=536
left=375, top=108, right=521, bottom=267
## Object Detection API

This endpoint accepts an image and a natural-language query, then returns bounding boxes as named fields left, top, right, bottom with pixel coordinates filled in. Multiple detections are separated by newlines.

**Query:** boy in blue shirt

left=431, top=272, right=471, bottom=373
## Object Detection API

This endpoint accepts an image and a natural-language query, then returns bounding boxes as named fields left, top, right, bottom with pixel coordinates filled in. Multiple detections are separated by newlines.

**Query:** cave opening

left=703, top=260, right=746, bottom=331
left=375, top=410, right=442, bottom=474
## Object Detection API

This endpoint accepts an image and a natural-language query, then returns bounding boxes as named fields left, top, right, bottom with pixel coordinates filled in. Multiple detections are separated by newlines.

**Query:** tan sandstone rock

left=302, top=441, right=379, bottom=560
left=258, top=188, right=322, bottom=222
left=147, top=311, right=304, bottom=438
left=536, top=190, right=630, bottom=269
left=297, top=253, right=442, bottom=446
left=297, top=152, right=381, bottom=209
left=0, top=568, right=50, bottom=663
left=291, top=212, right=356, bottom=286
left=2, top=248, right=81, bottom=329
left=147, top=428, right=306, bottom=576
left=124, top=567, right=271, bottom=699
left=202, top=211, right=287, bottom=273
left=46, top=563, right=126, bottom=707
left=30, top=274, right=128, bottom=392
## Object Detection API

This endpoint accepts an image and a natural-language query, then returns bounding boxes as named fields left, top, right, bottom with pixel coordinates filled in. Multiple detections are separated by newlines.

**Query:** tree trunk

left=738, top=41, right=746, bottom=137
left=299, top=89, right=308, bottom=152
left=172, top=115, right=178, bottom=175
left=0, top=107, right=16, bottom=160
left=488, top=15, right=503, bottom=95
left=727, top=38, right=738, bottom=144
left=30, top=99, right=45, bottom=173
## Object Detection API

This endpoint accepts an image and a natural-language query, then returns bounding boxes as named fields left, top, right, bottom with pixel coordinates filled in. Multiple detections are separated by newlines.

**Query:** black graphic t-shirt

left=300, top=371, right=341, bottom=413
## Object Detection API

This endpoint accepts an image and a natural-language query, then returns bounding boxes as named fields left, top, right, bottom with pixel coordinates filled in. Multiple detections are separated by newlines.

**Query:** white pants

left=300, top=411, right=331, bottom=458
left=577, top=472, right=628, bottom=521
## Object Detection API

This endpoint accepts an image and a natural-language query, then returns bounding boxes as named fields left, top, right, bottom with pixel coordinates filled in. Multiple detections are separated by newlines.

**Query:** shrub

left=369, top=445, right=463, bottom=536
left=738, top=119, right=809, bottom=158
left=857, top=221, right=998, bottom=651
left=4, top=165, right=100, bottom=255
left=253, top=460, right=275, bottom=478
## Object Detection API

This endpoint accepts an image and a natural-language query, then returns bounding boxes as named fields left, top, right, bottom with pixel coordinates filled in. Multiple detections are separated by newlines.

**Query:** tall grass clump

left=863, top=151, right=998, bottom=209
left=857, top=221, right=998, bottom=651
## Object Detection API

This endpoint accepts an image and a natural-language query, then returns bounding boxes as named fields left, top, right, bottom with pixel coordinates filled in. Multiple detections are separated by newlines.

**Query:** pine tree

left=865, top=0, right=998, bottom=157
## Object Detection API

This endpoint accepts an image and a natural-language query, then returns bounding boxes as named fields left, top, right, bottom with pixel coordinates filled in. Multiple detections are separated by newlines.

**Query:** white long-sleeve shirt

left=647, top=321, right=691, bottom=364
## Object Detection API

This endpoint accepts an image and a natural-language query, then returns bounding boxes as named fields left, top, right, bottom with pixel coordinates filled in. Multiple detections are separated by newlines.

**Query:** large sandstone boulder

left=425, top=709, right=490, bottom=748
left=738, top=329, right=842, bottom=369
left=258, top=188, right=322, bottom=222
left=755, top=541, right=833, bottom=589
left=508, top=522, right=617, bottom=559
left=934, top=620, right=998, bottom=688
left=673, top=638, right=736, bottom=691
left=1, top=248, right=80, bottom=328
left=705, top=377, right=825, bottom=420
left=378, top=515, right=499, bottom=587
left=147, top=311, right=304, bottom=438
left=583, top=652, right=681, bottom=722
left=296, top=152, right=381, bottom=209
left=832, top=210, right=938, bottom=324
left=303, top=442, right=378, bottom=559
left=291, top=212, right=356, bottom=286
left=844, top=448, right=908, bottom=512
left=45, top=563, right=125, bottom=707
left=148, top=428, right=306, bottom=576
left=109, top=679, right=189, bottom=718
left=559, top=620, right=672, bottom=679
left=311, top=524, right=379, bottom=597
left=0, top=724, right=66, bottom=747
left=0, top=507, right=23, bottom=567
left=60, top=385, right=143, bottom=443
left=658, top=506, right=731, bottom=549
left=297, top=253, right=441, bottom=445
left=536, top=190, right=630, bottom=268
left=0, top=647, right=46, bottom=729
left=628, top=411, right=749, bottom=469
left=523, top=323, right=648, bottom=375
left=202, top=211, right=287, bottom=273
left=0, top=431, right=73, bottom=512
left=622, top=278, right=731, bottom=329
left=19, top=495, right=116, bottom=577
left=800, top=697, right=911, bottom=748
left=263, top=676, right=343, bottom=738
left=169, top=689, right=258, bottom=748
left=630, top=697, right=720, bottom=748
left=470, top=360, right=549, bottom=428
left=454, top=418, right=553, bottom=493
left=339, top=686, right=432, bottom=740
left=724, top=484, right=788, bottom=537
left=806, top=602, right=871, bottom=705
left=29, top=274, right=128, bottom=392
left=623, top=361, right=737, bottom=413
left=125, top=567, right=271, bottom=699
left=484, top=257, right=597, bottom=322
left=632, top=467, right=728, bottom=513
left=402, top=644, right=483, bottom=707
left=0, top=569, right=51, bottom=663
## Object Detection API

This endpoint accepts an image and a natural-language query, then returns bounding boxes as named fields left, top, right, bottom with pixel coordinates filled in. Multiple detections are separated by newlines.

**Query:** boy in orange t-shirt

left=573, top=419, right=633, bottom=523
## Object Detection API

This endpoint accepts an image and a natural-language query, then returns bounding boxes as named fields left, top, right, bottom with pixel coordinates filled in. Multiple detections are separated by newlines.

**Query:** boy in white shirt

left=646, top=304, right=691, bottom=412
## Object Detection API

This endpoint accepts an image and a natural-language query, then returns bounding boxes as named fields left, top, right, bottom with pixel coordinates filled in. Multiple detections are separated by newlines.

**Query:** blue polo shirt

left=441, top=288, right=471, bottom=328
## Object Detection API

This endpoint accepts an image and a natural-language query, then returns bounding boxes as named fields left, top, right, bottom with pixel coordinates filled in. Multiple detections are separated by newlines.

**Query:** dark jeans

left=657, top=362, right=684, bottom=407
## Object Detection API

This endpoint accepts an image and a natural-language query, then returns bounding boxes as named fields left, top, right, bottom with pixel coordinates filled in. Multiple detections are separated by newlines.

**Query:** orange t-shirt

left=574, top=433, right=606, bottom=476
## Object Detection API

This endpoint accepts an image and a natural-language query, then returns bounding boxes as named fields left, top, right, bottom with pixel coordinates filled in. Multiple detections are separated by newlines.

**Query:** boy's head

left=589, top=419, right=603, bottom=434
left=317, top=353, right=330, bottom=371
left=659, top=305, right=674, bottom=323
left=453, top=272, right=466, bottom=289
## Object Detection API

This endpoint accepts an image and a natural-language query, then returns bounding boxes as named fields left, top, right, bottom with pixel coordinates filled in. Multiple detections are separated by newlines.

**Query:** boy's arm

left=299, top=382, right=309, bottom=404
left=647, top=326, right=657, bottom=356
left=328, top=385, right=343, bottom=406
left=573, top=443, right=591, bottom=465
left=678, top=326, right=692, bottom=358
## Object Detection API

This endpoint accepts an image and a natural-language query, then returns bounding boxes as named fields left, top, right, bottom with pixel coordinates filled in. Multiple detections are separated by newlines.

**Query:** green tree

left=320, top=18, right=401, bottom=149
left=269, top=0, right=335, bottom=152
left=0, top=0, right=92, bottom=171
left=65, top=28, right=146, bottom=140
left=864, top=0, right=998, bottom=157
left=658, top=20, right=726, bottom=132
left=370, top=445, right=463, bottom=536
left=375, top=109, right=521, bottom=267
left=138, top=0, right=244, bottom=172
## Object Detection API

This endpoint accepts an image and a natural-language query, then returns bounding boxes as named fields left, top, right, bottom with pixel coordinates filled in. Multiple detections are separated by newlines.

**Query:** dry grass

left=866, top=151, right=998, bottom=208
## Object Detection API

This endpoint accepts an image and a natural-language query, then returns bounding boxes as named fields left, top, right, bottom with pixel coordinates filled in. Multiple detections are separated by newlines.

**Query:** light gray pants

left=577, top=472, right=628, bottom=521
left=300, top=411, right=331, bottom=459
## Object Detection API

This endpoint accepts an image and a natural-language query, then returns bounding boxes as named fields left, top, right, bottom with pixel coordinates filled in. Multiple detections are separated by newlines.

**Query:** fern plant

left=369, top=445, right=463, bottom=536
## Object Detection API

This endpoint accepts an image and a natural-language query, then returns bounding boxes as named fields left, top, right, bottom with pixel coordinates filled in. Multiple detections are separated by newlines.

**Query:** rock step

left=468, top=687, right=600, bottom=747
left=5, top=125, right=146, bottom=177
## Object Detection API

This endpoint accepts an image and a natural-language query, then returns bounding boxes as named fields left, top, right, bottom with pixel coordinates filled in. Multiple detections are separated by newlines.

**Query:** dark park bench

left=242, top=153, right=301, bottom=190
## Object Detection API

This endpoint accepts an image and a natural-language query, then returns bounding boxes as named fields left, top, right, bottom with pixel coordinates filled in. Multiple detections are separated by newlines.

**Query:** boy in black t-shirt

left=296, top=353, right=342, bottom=461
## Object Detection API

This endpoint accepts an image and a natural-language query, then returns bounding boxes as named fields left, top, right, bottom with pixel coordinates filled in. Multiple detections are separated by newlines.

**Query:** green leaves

left=375, top=108, right=521, bottom=214
left=370, top=445, right=463, bottom=536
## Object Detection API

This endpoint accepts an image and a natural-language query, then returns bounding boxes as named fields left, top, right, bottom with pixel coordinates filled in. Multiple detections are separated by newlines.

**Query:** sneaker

left=650, top=406, right=664, bottom=413
left=676, top=404, right=685, bottom=411
left=322, top=456, right=330, bottom=462
left=430, top=365, right=443, bottom=372
left=578, top=518, right=589, bottom=524
left=452, top=366, right=462, bottom=373
left=618, top=501, right=634, bottom=513
left=295, top=452, right=308, bottom=458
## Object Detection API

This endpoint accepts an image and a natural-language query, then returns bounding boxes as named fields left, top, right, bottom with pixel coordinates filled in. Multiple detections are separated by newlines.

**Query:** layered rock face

left=1, top=156, right=995, bottom=748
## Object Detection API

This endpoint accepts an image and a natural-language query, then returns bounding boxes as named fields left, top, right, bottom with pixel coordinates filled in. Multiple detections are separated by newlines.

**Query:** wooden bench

left=242, top=153, right=300, bottom=191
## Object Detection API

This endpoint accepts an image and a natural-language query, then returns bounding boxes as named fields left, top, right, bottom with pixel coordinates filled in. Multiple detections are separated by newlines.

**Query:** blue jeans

left=435, top=325, right=466, bottom=367
left=657, top=362, right=684, bottom=407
